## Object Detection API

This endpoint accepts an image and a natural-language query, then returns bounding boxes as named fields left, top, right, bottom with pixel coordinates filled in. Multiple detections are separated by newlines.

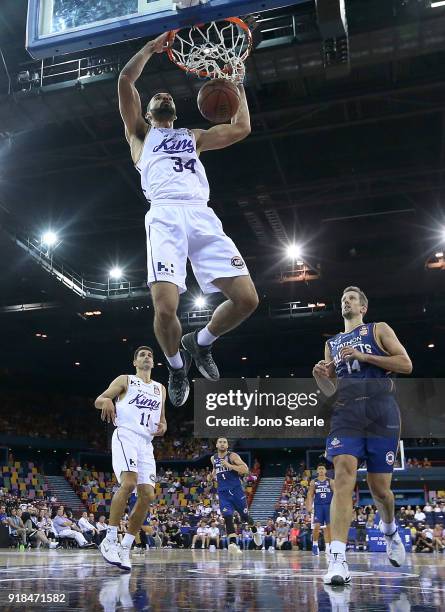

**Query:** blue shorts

left=218, top=486, right=248, bottom=518
left=313, top=504, right=330, bottom=526
left=326, top=394, right=400, bottom=473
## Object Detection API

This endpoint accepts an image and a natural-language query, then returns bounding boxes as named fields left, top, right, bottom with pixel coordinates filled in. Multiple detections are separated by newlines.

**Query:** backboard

left=26, top=0, right=305, bottom=60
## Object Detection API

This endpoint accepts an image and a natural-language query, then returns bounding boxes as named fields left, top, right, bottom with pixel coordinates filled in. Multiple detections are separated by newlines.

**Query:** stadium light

left=441, top=227, right=445, bottom=241
left=194, top=296, right=206, bottom=309
left=431, top=1, right=445, bottom=8
left=286, top=243, right=303, bottom=261
left=109, top=267, right=123, bottom=280
left=41, top=230, right=58, bottom=248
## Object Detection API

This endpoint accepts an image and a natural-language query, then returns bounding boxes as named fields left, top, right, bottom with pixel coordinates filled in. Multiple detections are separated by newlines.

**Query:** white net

left=167, top=18, right=252, bottom=82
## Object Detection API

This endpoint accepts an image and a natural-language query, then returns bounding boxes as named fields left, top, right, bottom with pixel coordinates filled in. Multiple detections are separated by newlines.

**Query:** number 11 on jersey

left=140, top=413, right=151, bottom=427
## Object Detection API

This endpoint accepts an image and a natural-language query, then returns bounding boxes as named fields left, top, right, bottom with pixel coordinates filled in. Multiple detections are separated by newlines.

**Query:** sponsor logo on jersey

left=154, top=386, right=160, bottom=395
left=129, top=458, right=136, bottom=467
left=359, top=326, right=368, bottom=336
left=153, top=136, right=195, bottom=154
left=157, top=262, right=174, bottom=275
left=130, top=379, right=141, bottom=386
left=386, top=451, right=395, bottom=465
left=231, top=256, right=245, bottom=269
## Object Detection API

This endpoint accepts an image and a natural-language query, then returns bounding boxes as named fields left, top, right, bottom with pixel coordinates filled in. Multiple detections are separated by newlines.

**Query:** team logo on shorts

left=359, top=326, right=368, bottom=336
left=330, top=437, right=341, bottom=447
left=386, top=451, right=395, bottom=465
left=149, top=473, right=156, bottom=483
left=222, top=507, right=227, bottom=513
left=157, top=262, right=174, bottom=275
left=231, top=256, right=245, bottom=269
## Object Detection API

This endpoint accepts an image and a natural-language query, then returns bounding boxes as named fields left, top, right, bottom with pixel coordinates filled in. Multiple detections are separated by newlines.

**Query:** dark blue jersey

left=327, top=322, right=389, bottom=380
left=314, top=479, right=333, bottom=506
left=213, top=452, right=242, bottom=492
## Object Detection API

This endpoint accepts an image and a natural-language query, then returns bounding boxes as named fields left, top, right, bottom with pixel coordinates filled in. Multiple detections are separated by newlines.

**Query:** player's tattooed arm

left=94, top=374, right=127, bottom=424
left=193, top=86, right=251, bottom=152
left=312, top=343, right=337, bottom=397
left=154, top=385, right=167, bottom=436
left=305, top=480, right=315, bottom=513
left=222, top=453, right=249, bottom=475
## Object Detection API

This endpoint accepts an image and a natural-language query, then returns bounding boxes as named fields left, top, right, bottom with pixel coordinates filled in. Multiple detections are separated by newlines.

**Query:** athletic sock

left=330, top=540, right=346, bottom=558
left=381, top=520, right=397, bottom=536
left=166, top=351, right=183, bottom=369
left=313, top=540, right=319, bottom=546
left=325, top=543, right=330, bottom=554
left=197, top=326, right=219, bottom=347
left=106, top=526, right=118, bottom=542
left=122, top=533, right=135, bottom=548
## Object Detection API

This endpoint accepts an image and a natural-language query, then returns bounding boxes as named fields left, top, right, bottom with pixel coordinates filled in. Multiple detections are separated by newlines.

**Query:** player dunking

left=305, top=463, right=333, bottom=557
left=95, top=346, right=166, bottom=572
left=313, top=286, right=412, bottom=585
left=118, top=33, right=258, bottom=407
left=210, top=437, right=261, bottom=553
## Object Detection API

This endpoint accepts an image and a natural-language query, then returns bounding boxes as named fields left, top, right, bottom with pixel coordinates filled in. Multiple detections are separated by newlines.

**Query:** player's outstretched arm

left=94, top=374, right=127, bottom=424
left=194, top=85, right=251, bottom=152
left=313, top=343, right=337, bottom=397
left=118, top=33, right=168, bottom=141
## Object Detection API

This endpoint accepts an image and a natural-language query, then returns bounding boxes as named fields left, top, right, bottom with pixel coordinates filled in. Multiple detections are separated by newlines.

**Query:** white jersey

left=115, top=375, right=163, bottom=441
left=136, top=127, right=210, bottom=206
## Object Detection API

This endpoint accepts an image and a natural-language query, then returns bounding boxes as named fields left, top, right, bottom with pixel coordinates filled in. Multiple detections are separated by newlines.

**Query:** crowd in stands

left=64, top=463, right=259, bottom=516
left=406, top=457, right=433, bottom=468
left=1, top=455, right=445, bottom=553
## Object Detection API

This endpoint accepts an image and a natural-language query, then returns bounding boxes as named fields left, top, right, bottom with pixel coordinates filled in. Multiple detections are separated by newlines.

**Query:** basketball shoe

left=323, top=553, right=351, bottom=585
left=166, top=349, right=191, bottom=406
left=181, top=330, right=220, bottom=380
left=228, top=543, right=242, bottom=554
left=99, top=538, right=122, bottom=567
left=118, top=545, right=132, bottom=572
left=312, top=543, right=319, bottom=556
left=379, top=522, right=406, bottom=567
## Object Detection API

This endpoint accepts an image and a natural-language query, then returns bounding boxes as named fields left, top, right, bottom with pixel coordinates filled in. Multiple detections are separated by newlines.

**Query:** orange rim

left=166, top=17, right=252, bottom=79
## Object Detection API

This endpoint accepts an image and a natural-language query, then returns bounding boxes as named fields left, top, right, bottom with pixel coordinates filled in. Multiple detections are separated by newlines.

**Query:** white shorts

left=111, top=427, right=156, bottom=487
left=145, top=204, right=249, bottom=295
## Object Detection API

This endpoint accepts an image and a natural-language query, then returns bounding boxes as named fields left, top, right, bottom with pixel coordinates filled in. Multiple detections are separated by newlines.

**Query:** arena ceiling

left=0, top=0, right=444, bottom=387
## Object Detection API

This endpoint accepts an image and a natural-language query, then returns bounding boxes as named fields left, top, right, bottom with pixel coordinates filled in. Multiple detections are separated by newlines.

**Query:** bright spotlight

left=109, top=267, right=123, bottom=280
left=287, top=243, right=303, bottom=260
left=441, top=227, right=445, bottom=242
left=194, top=296, right=206, bottom=309
left=42, top=231, right=58, bottom=247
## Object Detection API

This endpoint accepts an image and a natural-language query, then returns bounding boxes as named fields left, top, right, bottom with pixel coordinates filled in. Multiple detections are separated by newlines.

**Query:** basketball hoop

left=166, top=17, right=252, bottom=82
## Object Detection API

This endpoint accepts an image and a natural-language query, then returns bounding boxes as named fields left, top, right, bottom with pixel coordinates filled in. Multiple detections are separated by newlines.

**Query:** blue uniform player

left=306, top=464, right=334, bottom=557
left=313, top=286, right=412, bottom=586
left=210, top=437, right=261, bottom=553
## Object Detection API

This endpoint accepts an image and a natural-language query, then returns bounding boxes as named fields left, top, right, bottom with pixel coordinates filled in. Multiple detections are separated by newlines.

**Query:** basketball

left=197, top=79, right=241, bottom=124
